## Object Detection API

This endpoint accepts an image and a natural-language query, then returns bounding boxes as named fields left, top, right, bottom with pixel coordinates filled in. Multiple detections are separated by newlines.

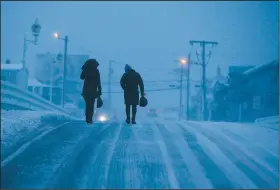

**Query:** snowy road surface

left=1, top=120, right=278, bottom=189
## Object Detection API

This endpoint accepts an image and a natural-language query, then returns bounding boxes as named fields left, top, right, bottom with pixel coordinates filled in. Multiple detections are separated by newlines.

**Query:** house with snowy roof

left=1, top=60, right=28, bottom=89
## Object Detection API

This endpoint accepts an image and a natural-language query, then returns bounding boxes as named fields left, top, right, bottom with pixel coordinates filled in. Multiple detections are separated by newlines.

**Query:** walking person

left=80, top=59, right=102, bottom=124
left=120, top=64, right=145, bottom=124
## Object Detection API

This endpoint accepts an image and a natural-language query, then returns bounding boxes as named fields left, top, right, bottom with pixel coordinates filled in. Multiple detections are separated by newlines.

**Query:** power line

left=66, top=77, right=200, bottom=85
left=102, top=87, right=180, bottom=94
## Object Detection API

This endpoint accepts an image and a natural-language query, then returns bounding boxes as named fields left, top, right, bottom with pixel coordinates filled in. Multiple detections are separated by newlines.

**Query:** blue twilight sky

left=1, top=1, right=278, bottom=76
left=1, top=1, right=278, bottom=108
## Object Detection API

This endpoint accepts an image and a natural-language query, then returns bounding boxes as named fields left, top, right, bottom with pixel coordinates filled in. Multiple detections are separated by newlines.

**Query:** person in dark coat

left=120, top=64, right=145, bottom=124
left=80, top=59, right=102, bottom=124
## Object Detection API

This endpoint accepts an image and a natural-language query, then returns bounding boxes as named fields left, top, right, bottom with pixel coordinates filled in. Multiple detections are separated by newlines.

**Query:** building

left=190, top=65, right=227, bottom=121
left=1, top=62, right=28, bottom=89
left=228, top=65, right=255, bottom=74
left=241, top=60, right=279, bottom=121
left=226, top=60, right=279, bottom=122
left=34, top=53, right=89, bottom=105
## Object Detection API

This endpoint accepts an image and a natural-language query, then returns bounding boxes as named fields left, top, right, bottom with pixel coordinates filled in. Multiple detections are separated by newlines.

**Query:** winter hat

left=82, top=59, right=99, bottom=70
left=125, top=64, right=132, bottom=73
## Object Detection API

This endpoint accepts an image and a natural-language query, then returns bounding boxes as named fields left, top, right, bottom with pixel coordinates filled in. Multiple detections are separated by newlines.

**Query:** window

left=252, top=96, right=261, bottom=110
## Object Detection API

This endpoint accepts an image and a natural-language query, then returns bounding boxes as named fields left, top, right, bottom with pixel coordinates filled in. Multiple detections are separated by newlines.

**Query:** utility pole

left=190, top=40, right=218, bottom=121
left=186, top=52, right=191, bottom=120
left=108, top=60, right=113, bottom=108
left=49, top=57, right=55, bottom=103
left=177, top=58, right=187, bottom=120
left=179, top=62, right=183, bottom=120
left=21, top=19, right=41, bottom=90
left=61, top=36, right=68, bottom=108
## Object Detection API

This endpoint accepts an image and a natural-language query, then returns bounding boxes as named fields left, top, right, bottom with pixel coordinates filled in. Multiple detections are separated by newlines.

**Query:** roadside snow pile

left=255, top=116, right=279, bottom=130
left=1, top=110, right=73, bottom=151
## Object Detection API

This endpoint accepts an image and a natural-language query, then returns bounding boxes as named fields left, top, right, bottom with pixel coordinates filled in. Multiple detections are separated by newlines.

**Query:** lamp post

left=21, top=18, right=41, bottom=89
left=108, top=60, right=121, bottom=108
left=174, top=57, right=187, bottom=120
left=49, top=57, right=56, bottom=103
left=186, top=53, right=191, bottom=120
left=54, top=32, right=69, bottom=108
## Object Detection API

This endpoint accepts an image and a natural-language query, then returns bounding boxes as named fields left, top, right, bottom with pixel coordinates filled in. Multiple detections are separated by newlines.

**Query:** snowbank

left=1, top=110, right=73, bottom=157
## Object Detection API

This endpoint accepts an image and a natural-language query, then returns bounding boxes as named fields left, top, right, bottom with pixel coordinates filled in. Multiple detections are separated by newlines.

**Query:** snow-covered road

left=1, top=119, right=278, bottom=189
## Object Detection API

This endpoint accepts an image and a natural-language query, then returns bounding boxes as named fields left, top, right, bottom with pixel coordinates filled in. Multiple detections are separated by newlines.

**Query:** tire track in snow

left=123, top=122, right=145, bottom=189
left=1, top=120, right=69, bottom=161
left=185, top=122, right=278, bottom=188
left=40, top=123, right=112, bottom=188
left=186, top=121, right=278, bottom=158
left=1, top=122, right=101, bottom=188
left=48, top=123, right=116, bottom=188
left=206, top=122, right=278, bottom=171
left=132, top=123, right=171, bottom=189
left=156, top=120, right=213, bottom=188
left=155, top=122, right=195, bottom=188
left=106, top=123, right=133, bottom=188
left=153, top=123, right=180, bottom=189
left=178, top=123, right=257, bottom=188
left=78, top=122, right=122, bottom=188
left=1, top=121, right=72, bottom=168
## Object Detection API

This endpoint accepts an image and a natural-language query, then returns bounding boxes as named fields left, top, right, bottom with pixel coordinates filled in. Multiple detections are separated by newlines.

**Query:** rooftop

left=1, top=63, right=23, bottom=70
left=28, top=77, right=48, bottom=87
left=244, top=60, right=278, bottom=76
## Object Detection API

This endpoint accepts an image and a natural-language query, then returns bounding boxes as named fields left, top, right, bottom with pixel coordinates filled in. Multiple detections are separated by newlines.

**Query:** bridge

left=1, top=80, right=74, bottom=117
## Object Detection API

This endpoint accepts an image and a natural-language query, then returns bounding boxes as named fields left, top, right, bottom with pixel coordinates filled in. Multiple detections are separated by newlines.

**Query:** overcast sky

left=1, top=1, right=278, bottom=108
left=1, top=1, right=278, bottom=74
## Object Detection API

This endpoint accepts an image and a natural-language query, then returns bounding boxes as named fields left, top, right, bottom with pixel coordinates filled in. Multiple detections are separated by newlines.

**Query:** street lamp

left=21, top=19, right=41, bottom=89
left=53, top=32, right=69, bottom=108
left=175, top=57, right=188, bottom=120
left=179, top=57, right=187, bottom=65
left=108, top=60, right=122, bottom=108
left=21, top=18, right=41, bottom=89
left=22, top=19, right=41, bottom=65
left=49, top=56, right=56, bottom=103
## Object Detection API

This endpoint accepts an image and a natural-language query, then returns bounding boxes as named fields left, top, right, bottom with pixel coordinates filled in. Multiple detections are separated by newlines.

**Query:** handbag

left=97, top=96, right=103, bottom=108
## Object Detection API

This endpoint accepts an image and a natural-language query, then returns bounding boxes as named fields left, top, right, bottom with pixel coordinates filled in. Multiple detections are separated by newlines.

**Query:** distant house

left=207, top=66, right=228, bottom=121
left=226, top=60, right=279, bottom=122
left=190, top=65, right=227, bottom=121
left=27, top=77, right=46, bottom=95
left=27, top=77, right=62, bottom=105
left=241, top=60, right=279, bottom=121
left=1, top=63, right=28, bottom=89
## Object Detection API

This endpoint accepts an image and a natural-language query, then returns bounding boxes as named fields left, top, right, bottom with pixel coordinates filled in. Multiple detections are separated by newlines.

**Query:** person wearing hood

left=80, top=59, right=102, bottom=123
left=120, top=64, right=145, bottom=124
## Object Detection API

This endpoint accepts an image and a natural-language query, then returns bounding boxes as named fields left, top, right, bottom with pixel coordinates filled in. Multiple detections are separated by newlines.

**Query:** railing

left=1, top=80, right=71, bottom=116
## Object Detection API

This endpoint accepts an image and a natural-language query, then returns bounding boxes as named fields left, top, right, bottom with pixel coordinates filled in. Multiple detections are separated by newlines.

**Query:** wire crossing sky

left=1, top=1, right=278, bottom=77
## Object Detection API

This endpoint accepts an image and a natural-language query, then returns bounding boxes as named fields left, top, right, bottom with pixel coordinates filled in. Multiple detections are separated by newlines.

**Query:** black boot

left=131, top=105, right=137, bottom=124
left=126, top=118, right=130, bottom=124
left=131, top=116, right=136, bottom=124
left=86, top=114, right=93, bottom=124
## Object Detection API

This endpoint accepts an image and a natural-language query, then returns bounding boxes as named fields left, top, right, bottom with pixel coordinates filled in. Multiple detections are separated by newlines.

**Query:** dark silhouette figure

left=80, top=59, right=102, bottom=124
left=120, top=64, right=145, bottom=124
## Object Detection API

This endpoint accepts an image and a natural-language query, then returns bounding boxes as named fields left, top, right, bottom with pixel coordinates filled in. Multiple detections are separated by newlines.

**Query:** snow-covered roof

left=28, top=77, right=48, bottom=87
left=1, top=63, right=23, bottom=70
left=209, top=74, right=228, bottom=89
left=244, top=60, right=278, bottom=76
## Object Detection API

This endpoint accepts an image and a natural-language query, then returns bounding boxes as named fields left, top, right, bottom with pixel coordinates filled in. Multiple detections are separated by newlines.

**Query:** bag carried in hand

left=97, top=96, right=103, bottom=108
left=139, top=96, right=148, bottom=107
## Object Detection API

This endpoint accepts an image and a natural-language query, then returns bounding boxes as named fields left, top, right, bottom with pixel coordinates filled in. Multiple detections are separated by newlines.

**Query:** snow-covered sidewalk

left=1, top=110, right=74, bottom=159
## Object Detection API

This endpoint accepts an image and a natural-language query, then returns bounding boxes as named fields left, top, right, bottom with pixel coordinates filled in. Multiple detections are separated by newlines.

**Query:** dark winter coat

left=80, top=59, right=102, bottom=99
left=120, top=69, right=144, bottom=105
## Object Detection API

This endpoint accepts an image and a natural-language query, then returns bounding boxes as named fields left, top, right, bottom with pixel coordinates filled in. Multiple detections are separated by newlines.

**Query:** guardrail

left=1, top=80, right=71, bottom=116
left=255, top=115, right=279, bottom=125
